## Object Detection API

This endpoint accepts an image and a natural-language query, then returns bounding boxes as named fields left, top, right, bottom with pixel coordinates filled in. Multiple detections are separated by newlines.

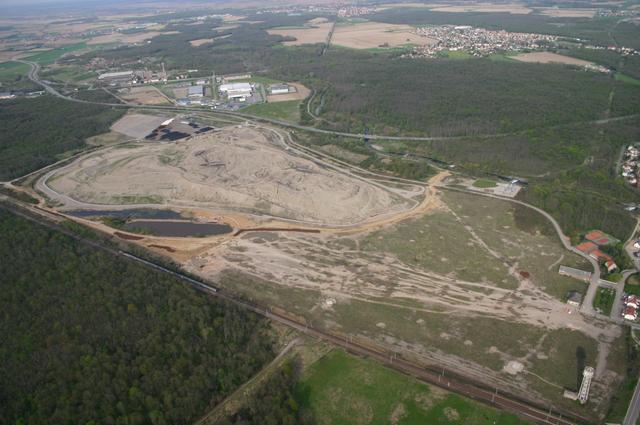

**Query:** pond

left=123, top=220, right=233, bottom=237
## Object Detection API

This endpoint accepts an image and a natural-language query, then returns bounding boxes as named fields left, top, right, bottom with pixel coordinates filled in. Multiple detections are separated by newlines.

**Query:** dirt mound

left=48, top=126, right=410, bottom=226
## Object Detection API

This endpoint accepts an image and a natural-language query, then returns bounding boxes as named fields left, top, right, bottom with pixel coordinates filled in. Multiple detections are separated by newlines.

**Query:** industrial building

left=98, top=71, right=134, bottom=82
left=269, top=84, right=290, bottom=95
left=188, top=85, right=204, bottom=98
left=219, top=82, right=252, bottom=100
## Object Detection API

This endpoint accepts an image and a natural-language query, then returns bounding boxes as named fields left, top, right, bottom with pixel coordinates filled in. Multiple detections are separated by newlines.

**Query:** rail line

left=0, top=198, right=592, bottom=425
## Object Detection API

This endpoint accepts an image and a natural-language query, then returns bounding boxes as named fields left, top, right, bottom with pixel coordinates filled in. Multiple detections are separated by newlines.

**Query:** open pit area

left=34, top=122, right=626, bottom=418
left=43, top=125, right=412, bottom=226
left=182, top=186, right=623, bottom=418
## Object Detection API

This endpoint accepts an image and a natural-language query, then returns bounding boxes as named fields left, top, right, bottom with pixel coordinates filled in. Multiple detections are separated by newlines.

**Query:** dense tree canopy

left=0, top=96, right=124, bottom=180
left=0, top=210, right=276, bottom=425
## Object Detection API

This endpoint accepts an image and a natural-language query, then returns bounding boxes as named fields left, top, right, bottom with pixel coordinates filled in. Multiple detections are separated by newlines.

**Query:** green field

left=473, top=179, right=498, bottom=188
left=616, top=73, right=640, bottom=86
left=0, top=61, right=35, bottom=89
left=593, top=287, right=616, bottom=315
left=25, top=43, right=89, bottom=64
left=243, top=100, right=302, bottom=122
left=443, top=50, right=473, bottom=60
left=625, top=277, right=640, bottom=296
left=0, top=61, right=30, bottom=79
left=295, top=349, right=529, bottom=425
left=42, top=66, right=96, bottom=83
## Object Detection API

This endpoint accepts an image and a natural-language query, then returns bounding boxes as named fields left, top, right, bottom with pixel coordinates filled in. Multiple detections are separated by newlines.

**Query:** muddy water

left=123, top=220, right=232, bottom=237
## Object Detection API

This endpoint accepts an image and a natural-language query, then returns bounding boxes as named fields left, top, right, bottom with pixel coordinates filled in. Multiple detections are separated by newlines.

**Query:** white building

left=219, top=82, right=252, bottom=99
left=98, top=71, right=133, bottom=81
left=269, top=84, right=290, bottom=95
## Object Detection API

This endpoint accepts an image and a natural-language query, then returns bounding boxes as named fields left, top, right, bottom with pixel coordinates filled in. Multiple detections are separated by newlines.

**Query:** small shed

left=566, top=291, right=583, bottom=307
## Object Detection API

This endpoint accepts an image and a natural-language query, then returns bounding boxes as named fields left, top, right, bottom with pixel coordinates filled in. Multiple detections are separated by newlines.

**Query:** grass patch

left=25, top=43, right=89, bottom=64
left=43, top=66, right=96, bottom=83
left=243, top=100, right=301, bottom=122
left=625, top=276, right=640, bottom=296
left=295, top=349, right=529, bottom=425
left=0, top=186, right=38, bottom=204
left=472, top=178, right=498, bottom=188
left=360, top=208, right=518, bottom=288
left=0, top=61, right=30, bottom=80
left=593, top=287, right=615, bottom=315
left=443, top=50, right=473, bottom=59
left=615, top=73, right=640, bottom=86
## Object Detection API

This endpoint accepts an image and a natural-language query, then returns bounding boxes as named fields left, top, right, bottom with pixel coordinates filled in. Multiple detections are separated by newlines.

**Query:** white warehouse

left=219, top=82, right=252, bottom=100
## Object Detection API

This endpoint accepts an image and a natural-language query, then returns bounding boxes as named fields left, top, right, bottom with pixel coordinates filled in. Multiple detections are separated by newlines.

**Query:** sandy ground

left=430, top=4, right=532, bottom=14
left=87, top=31, right=177, bottom=45
left=266, top=82, right=310, bottom=103
left=513, top=52, right=595, bottom=67
left=215, top=24, right=239, bottom=32
left=118, top=86, right=172, bottom=105
left=47, top=125, right=411, bottom=226
left=332, top=22, right=436, bottom=49
left=190, top=38, right=214, bottom=47
left=110, top=113, right=168, bottom=138
left=267, top=22, right=333, bottom=46
left=536, top=8, right=597, bottom=18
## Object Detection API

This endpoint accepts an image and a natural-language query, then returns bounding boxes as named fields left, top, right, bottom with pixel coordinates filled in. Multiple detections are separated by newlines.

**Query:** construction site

left=25, top=116, right=626, bottom=422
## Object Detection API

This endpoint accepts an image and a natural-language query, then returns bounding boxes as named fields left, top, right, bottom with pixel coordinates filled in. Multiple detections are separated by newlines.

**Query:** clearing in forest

left=513, top=52, right=596, bottom=67
left=332, top=22, right=436, bottom=49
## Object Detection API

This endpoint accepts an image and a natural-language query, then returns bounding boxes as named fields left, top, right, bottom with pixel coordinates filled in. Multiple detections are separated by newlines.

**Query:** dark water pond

left=124, top=220, right=233, bottom=237
left=67, top=209, right=183, bottom=220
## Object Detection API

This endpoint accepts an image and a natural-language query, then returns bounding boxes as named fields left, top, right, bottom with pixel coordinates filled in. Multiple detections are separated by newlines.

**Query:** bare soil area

left=332, top=22, right=436, bottom=49
left=430, top=3, right=532, bottom=14
left=267, top=22, right=333, bottom=46
left=87, top=31, right=167, bottom=45
left=118, top=86, right=172, bottom=105
left=513, top=52, right=595, bottom=67
left=266, top=82, right=310, bottom=103
left=47, top=125, right=411, bottom=226
left=190, top=38, right=214, bottom=47
left=110, top=113, right=169, bottom=138
left=536, top=8, right=597, bottom=18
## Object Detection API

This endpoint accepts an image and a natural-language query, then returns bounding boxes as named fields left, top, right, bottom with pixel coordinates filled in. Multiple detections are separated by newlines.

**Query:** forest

left=0, top=209, right=277, bottom=425
left=76, top=13, right=640, bottom=137
left=0, top=96, right=124, bottom=180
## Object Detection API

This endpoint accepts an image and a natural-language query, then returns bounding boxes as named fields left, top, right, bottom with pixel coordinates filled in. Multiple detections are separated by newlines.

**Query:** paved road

left=624, top=376, right=640, bottom=425
left=19, top=59, right=640, bottom=143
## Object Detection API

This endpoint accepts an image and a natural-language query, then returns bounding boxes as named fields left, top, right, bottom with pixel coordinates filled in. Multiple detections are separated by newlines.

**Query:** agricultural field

left=295, top=349, right=529, bottom=425
left=243, top=99, right=302, bottom=122
left=512, top=52, right=596, bottom=67
left=267, top=19, right=333, bottom=46
left=117, top=86, right=172, bottom=105
left=331, top=21, right=436, bottom=50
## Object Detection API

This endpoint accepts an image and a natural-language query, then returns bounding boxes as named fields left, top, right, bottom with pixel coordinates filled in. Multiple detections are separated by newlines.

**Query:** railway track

left=0, top=197, right=593, bottom=425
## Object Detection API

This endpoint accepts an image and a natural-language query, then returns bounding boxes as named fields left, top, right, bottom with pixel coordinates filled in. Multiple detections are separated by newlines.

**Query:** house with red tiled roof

left=604, top=260, right=618, bottom=273
left=624, top=306, right=638, bottom=321
left=589, top=249, right=614, bottom=263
